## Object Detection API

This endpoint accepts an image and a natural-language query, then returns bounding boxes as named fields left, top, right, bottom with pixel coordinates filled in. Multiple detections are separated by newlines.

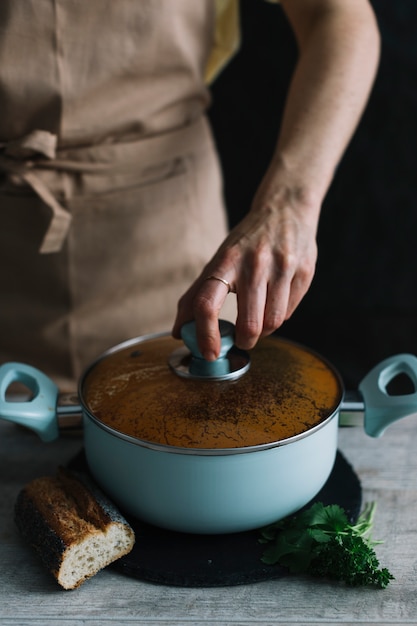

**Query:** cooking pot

left=1, top=321, right=417, bottom=534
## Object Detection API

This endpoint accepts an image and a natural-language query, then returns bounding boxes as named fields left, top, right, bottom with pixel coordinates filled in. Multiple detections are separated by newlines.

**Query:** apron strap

left=0, top=118, right=213, bottom=254
left=22, top=170, right=72, bottom=254
left=0, top=130, right=72, bottom=254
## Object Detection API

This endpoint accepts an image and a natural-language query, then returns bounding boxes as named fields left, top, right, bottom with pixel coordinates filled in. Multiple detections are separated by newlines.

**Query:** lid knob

left=169, top=320, right=250, bottom=381
left=181, top=320, right=234, bottom=377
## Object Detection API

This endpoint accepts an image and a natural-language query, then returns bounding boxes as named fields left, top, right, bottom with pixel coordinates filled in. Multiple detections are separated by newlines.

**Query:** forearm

left=260, top=0, right=380, bottom=211
left=173, top=0, right=380, bottom=357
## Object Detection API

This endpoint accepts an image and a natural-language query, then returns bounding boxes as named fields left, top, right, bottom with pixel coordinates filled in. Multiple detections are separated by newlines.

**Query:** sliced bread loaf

left=15, top=467, right=135, bottom=589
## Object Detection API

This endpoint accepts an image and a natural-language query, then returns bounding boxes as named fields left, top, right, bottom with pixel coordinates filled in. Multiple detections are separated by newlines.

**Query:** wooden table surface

left=1, top=410, right=416, bottom=626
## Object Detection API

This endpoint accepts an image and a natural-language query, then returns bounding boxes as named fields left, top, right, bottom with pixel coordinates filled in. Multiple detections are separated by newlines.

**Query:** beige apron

left=0, top=1, right=234, bottom=390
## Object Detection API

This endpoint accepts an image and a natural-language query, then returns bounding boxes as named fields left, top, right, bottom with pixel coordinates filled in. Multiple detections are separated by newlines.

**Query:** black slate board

left=69, top=450, right=361, bottom=587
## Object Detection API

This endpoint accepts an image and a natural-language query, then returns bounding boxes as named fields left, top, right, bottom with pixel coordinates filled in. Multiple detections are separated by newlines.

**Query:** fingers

left=234, top=265, right=292, bottom=350
left=234, top=269, right=269, bottom=351
left=193, top=276, right=231, bottom=361
left=172, top=273, right=232, bottom=361
left=173, top=259, right=315, bottom=360
left=232, top=238, right=292, bottom=348
left=285, top=268, right=315, bottom=320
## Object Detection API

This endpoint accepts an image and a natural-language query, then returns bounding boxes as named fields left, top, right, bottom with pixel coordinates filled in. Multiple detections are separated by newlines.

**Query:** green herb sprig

left=259, top=502, right=394, bottom=588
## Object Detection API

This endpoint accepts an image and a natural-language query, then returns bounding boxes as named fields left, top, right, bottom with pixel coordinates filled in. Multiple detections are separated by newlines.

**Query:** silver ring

left=205, top=275, right=231, bottom=291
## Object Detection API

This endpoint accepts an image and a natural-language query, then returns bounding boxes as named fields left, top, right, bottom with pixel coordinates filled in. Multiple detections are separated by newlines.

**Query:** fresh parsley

left=259, top=502, right=394, bottom=588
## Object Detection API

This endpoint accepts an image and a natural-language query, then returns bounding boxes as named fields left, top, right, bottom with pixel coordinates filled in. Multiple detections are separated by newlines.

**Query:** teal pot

left=1, top=324, right=417, bottom=534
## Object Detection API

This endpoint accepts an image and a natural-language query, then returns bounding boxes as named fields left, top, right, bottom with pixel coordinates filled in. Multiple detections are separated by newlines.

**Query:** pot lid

left=82, top=323, right=343, bottom=450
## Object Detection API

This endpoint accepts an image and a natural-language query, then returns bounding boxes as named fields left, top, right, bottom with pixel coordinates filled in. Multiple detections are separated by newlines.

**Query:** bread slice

left=14, top=467, right=135, bottom=589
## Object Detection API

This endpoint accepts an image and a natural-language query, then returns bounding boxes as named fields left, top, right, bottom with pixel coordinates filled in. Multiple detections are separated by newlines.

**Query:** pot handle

left=359, top=353, right=417, bottom=438
left=0, top=362, right=59, bottom=442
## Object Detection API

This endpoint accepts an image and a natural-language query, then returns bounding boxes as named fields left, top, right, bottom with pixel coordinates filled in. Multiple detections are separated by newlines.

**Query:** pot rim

left=78, top=332, right=344, bottom=456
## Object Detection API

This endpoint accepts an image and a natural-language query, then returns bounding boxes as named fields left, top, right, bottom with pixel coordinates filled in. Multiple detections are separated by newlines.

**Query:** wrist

left=251, top=155, right=325, bottom=225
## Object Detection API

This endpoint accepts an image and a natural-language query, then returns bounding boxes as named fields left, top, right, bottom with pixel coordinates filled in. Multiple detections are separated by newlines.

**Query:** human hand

left=172, top=182, right=320, bottom=361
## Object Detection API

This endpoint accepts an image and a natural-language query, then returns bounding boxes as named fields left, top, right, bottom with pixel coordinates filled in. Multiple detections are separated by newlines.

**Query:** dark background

left=208, top=0, right=417, bottom=388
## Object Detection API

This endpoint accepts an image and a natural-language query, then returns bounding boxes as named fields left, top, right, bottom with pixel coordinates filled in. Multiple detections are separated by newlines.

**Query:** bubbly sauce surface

left=83, top=336, right=342, bottom=449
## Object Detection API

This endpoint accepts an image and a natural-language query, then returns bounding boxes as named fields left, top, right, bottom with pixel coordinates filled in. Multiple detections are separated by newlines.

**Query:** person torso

left=0, top=0, right=215, bottom=147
